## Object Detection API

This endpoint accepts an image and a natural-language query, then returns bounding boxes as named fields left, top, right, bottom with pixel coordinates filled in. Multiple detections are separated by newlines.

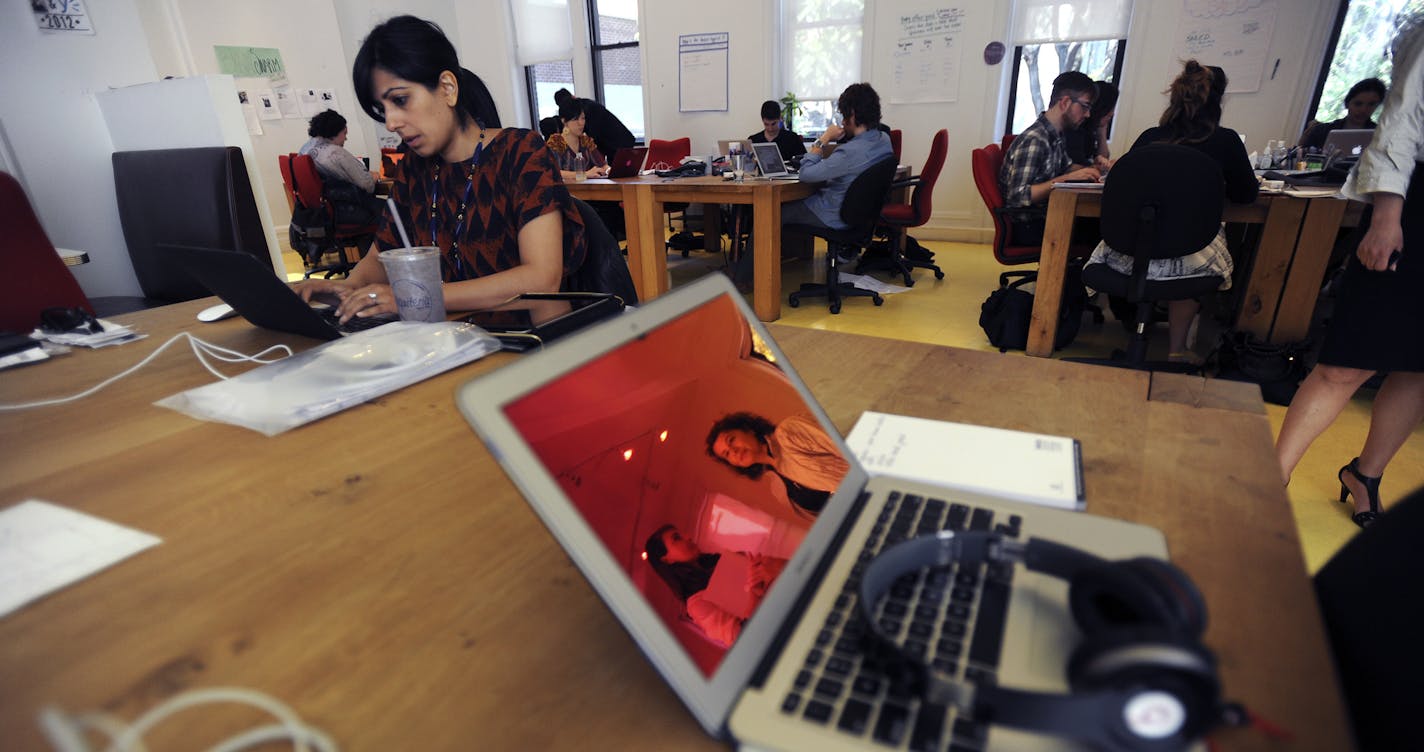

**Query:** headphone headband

left=856, top=530, right=1218, bottom=751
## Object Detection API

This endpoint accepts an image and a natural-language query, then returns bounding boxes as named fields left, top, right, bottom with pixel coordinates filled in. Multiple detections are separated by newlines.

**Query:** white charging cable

left=37, top=686, right=337, bottom=752
left=0, top=333, right=292, bottom=411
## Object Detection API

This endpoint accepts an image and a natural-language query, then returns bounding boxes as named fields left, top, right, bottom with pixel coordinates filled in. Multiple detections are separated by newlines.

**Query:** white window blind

left=509, top=0, right=574, bottom=66
left=1012, top=0, right=1132, bottom=45
left=784, top=0, right=865, bottom=102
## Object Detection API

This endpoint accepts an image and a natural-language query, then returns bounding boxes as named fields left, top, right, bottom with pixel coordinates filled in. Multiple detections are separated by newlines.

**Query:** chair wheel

left=830, top=301, right=841, bottom=314
left=902, top=276, right=915, bottom=287
left=934, top=270, right=946, bottom=280
left=681, top=249, right=691, bottom=258
left=873, top=296, right=884, bottom=306
left=789, top=296, right=801, bottom=307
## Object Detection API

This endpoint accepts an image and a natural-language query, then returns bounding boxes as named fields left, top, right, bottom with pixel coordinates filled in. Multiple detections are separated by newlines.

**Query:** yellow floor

left=280, top=238, right=1424, bottom=573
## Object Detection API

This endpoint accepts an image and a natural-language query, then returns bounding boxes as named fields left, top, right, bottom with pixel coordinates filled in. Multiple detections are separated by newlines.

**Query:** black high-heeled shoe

left=1338, top=457, right=1382, bottom=528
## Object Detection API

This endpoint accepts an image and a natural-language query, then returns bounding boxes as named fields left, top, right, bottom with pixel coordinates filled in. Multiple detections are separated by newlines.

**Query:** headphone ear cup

left=1068, top=558, right=1207, bottom=637
left=1067, top=627, right=1221, bottom=745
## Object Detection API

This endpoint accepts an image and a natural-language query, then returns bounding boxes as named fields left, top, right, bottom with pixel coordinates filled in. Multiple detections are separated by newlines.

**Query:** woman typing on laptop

left=294, top=15, right=586, bottom=322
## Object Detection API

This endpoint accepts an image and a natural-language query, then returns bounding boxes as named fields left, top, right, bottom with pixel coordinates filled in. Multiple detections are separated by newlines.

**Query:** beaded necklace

left=429, top=128, right=486, bottom=281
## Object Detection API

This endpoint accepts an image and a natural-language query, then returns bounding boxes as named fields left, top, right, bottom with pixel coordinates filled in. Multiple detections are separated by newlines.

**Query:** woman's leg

left=1167, top=299, right=1199, bottom=355
left=1276, top=363, right=1376, bottom=483
left=1341, top=372, right=1424, bottom=512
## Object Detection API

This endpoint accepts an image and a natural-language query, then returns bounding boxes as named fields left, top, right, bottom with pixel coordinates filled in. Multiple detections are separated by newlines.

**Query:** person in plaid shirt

left=999, top=71, right=1103, bottom=245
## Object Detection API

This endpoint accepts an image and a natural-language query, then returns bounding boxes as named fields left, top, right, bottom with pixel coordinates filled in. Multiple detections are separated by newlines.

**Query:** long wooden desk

left=569, top=176, right=817, bottom=322
left=1028, top=189, right=1358, bottom=357
left=0, top=301, right=1351, bottom=750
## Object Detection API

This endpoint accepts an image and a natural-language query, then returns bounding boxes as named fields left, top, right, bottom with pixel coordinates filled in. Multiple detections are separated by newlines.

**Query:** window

left=1003, top=0, right=1131, bottom=137
left=1307, top=0, right=1422, bottom=129
left=526, top=60, right=575, bottom=126
left=783, top=0, right=866, bottom=137
left=589, top=0, right=644, bottom=140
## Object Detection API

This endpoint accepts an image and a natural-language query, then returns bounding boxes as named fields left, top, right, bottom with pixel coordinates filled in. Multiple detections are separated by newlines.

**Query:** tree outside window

left=1309, top=0, right=1423, bottom=126
left=1006, top=38, right=1124, bottom=137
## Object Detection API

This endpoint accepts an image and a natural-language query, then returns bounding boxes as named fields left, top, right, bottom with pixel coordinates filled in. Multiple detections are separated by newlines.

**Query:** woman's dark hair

left=558, top=98, right=587, bottom=122
left=705, top=412, right=776, bottom=479
left=1087, top=80, right=1119, bottom=129
left=308, top=109, right=347, bottom=139
left=554, top=88, right=575, bottom=108
left=352, top=15, right=500, bottom=128
left=1158, top=60, right=1227, bottom=144
left=645, top=525, right=719, bottom=600
left=760, top=100, right=782, bottom=121
left=837, top=83, right=882, bottom=128
left=1344, top=77, right=1386, bottom=108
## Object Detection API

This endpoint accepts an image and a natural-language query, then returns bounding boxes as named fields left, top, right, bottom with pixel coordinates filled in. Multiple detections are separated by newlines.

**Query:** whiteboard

left=1174, top=0, right=1278, bottom=94
left=873, top=3, right=966, bottom=105
left=679, top=32, right=729, bottom=113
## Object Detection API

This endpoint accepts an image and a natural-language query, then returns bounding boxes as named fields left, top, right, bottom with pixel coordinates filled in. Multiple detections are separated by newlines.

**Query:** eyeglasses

left=1069, top=97, right=1093, bottom=112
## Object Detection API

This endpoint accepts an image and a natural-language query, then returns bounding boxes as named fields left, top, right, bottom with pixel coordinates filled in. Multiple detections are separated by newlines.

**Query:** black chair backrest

left=1101, top=143, right=1223, bottom=263
left=563, top=197, right=638, bottom=305
left=838, top=157, right=900, bottom=242
left=112, top=146, right=272, bottom=302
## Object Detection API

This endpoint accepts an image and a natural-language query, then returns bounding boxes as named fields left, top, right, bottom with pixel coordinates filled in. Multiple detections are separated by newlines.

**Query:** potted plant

left=779, top=92, right=804, bottom=130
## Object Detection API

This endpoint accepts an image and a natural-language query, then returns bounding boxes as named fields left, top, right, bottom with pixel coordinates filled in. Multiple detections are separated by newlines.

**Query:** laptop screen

left=499, top=292, right=851, bottom=677
left=751, top=142, right=788, bottom=176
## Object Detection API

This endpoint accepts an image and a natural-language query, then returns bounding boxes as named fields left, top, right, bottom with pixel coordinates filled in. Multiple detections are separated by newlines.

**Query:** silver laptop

left=751, top=142, right=798, bottom=179
left=1322, top=128, right=1374, bottom=159
left=456, top=274, right=1169, bottom=750
left=718, top=138, right=753, bottom=157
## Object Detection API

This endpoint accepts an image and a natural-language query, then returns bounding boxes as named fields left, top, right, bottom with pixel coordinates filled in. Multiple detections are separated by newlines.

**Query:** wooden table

left=569, top=176, right=817, bottom=321
left=0, top=301, right=1351, bottom=750
left=1027, top=189, right=1359, bottom=357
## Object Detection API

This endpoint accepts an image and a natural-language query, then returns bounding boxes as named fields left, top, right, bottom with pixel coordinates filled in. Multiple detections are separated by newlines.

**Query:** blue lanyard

left=429, top=140, right=484, bottom=281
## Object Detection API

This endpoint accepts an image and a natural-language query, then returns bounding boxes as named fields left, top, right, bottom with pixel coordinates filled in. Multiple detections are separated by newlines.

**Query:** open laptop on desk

left=719, top=139, right=753, bottom=157
left=158, top=244, right=396, bottom=341
left=1322, top=128, right=1374, bottom=160
left=458, top=274, right=1212, bottom=751
left=606, top=146, right=649, bottom=178
left=751, top=142, right=799, bottom=180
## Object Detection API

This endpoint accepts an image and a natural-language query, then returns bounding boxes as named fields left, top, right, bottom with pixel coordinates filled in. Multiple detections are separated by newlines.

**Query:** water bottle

left=573, top=152, right=586, bottom=180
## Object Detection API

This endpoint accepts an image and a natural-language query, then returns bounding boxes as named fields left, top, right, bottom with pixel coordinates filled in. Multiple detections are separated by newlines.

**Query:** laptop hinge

left=745, top=488, right=874, bottom=689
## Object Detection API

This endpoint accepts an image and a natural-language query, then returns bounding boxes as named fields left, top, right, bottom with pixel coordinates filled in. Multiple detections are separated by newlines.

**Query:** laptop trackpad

left=1000, top=569, right=1074, bottom=694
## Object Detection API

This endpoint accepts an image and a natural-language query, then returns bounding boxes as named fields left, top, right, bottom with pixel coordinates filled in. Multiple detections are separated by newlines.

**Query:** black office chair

left=787, top=157, right=899, bottom=314
left=564, top=197, right=638, bottom=305
left=1314, top=485, right=1424, bottom=751
left=1078, top=144, right=1225, bottom=369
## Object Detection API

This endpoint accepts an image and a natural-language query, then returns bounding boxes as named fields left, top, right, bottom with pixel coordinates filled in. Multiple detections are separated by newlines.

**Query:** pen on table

left=1270, top=59, right=1280, bottom=80
left=386, top=196, right=413, bottom=249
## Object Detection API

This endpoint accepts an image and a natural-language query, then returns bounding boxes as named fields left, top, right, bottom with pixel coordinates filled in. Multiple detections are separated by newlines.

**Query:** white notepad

left=845, top=411, right=1084, bottom=510
left=0, top=500, right=162, bottom=618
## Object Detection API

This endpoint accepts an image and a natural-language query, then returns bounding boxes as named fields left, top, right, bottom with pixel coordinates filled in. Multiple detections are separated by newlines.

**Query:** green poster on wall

left=214, top=46, right=286, bottom=79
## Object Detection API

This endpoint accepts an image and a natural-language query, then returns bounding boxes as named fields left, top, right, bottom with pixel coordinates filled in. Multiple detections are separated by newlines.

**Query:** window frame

left=1002, top=38, right=1128, bottom=139
left=523, top=0, right=643, bottom=141
left=781, top=0, right=866, bottom=137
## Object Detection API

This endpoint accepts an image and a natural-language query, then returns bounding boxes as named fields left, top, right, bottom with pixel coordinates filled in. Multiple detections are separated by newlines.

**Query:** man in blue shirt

left=733, top=83, right=893, bottom=283
left=999, top=71, right=1102, bottom=245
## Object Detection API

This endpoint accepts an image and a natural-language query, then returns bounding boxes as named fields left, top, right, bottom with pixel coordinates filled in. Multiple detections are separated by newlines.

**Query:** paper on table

left=846, top=411, right=1085, bottom=510
left=0, top=500, right=161, bottom=618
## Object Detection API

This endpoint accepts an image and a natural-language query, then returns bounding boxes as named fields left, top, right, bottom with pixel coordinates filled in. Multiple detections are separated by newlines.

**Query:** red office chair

left=1000, top=133, right=1016, bottom=151
left=646, top=137, right=696, bottom=245
left=0, top=171, right=95, bottom=331
left=867, top=128, right=947, bottom=286
left=888, top=129, right=903, bottom=163
left=277, top=154, right=297, bottom=212
left=289, top=153, right=379, bottom=278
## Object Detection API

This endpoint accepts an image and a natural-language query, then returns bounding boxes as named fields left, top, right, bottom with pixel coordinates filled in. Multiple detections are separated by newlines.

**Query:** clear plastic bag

left=156, top=321, right=500, bottom=435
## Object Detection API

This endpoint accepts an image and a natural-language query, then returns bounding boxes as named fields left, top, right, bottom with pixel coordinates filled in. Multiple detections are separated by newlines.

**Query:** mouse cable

left=37, top=686, right=337, bottom=752
left=0, top=333, right=293, bottom=411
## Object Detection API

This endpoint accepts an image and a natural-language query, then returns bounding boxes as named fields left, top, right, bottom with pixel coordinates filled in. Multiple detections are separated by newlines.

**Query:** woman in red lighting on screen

left=645, top=525, right=787, bottom=648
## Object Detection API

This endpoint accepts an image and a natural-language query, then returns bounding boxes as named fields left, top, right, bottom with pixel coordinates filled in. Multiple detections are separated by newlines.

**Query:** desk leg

left=753, top=190, right=781, bottom=321
left=1237, top=197, right=1308, bottom=340
left=702, top=203, right=722, bottom=253
left=1271, top=198, right=1348, bottom=342
left=1026, top=190, right=1079, bottom=357
left=625, top=185, right=669, bottom=301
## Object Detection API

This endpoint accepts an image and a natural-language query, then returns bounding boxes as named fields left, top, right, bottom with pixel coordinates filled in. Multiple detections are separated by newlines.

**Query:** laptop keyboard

left=781, top=490, right=1021, bottom=751
left=317, top=307, right=390, bottom=333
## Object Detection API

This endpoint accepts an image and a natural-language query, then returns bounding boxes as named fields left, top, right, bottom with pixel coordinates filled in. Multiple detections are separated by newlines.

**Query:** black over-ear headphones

left=858, top=530, right=1221, bottom=752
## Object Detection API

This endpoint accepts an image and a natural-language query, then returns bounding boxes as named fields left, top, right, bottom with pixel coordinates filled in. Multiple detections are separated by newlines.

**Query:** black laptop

left=158, top=245, right=395, bottom=341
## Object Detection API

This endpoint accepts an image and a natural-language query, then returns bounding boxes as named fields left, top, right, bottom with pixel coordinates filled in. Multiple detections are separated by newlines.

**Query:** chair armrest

left=891, top=176, right=923, bottom=190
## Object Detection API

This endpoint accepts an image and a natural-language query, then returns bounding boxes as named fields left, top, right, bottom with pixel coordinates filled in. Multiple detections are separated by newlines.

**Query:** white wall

left=0, top=0, right=159, bottom=298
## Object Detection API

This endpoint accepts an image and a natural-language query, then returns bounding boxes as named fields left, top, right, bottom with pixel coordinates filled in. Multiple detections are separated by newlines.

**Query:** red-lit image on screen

left=502, top=294, right=849, bottom=676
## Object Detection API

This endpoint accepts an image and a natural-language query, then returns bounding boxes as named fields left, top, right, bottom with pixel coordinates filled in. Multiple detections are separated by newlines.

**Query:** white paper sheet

left=0, top=500, right=162, bottom=618
left=846, top=411, right=1084, bottom=510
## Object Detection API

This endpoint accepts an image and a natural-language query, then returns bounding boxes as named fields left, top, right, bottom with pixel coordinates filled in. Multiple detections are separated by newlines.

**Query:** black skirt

left=1317, top=162, right=1424, bottom=373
